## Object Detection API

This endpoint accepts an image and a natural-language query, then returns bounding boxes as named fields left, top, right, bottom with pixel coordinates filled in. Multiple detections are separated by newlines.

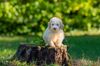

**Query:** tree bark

left=13, top=44, right=71, bottom=66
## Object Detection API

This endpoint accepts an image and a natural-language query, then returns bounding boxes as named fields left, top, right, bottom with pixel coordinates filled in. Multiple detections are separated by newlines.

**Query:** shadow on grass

left=64, top=35, right=100, bottom=61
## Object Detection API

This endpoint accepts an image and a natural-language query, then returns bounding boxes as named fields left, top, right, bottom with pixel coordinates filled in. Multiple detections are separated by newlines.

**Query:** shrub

left=0, top=0, right=100, bottom=36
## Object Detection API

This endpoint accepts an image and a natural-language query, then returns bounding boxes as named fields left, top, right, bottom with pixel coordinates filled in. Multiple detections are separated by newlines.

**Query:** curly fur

left=43, top=17, right=64, bottom=47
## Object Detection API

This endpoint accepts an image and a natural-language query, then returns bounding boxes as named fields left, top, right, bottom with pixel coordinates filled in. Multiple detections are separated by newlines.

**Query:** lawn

left=66, top=35, right=100, bottom=60
left=0, top=35, right=100, bottom=66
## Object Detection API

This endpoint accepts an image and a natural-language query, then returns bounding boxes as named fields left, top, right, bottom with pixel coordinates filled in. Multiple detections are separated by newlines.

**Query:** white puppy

left=43, top=17, right=64, bottom=47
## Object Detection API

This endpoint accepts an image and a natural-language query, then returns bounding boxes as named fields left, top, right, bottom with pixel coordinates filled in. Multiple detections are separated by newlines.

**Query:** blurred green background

left=0, top=0, right=100, bottom=36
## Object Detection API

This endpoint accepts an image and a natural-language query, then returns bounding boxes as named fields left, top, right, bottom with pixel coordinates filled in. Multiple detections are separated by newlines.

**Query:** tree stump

left=13, top=44, right=71, bottom=66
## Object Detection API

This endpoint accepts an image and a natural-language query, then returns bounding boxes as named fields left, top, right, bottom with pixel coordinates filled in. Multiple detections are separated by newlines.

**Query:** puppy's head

left=48, top=17, right=64, bottom=31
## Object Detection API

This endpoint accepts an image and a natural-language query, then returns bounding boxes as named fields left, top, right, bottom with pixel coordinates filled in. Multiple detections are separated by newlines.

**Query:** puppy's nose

left=53, top=28, right=56, bottom=30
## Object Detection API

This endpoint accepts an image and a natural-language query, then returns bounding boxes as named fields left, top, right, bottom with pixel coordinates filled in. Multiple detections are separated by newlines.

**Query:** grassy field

left=0, top=35, right=100, bottom=66
left=67, top=35, right=100, bottom=60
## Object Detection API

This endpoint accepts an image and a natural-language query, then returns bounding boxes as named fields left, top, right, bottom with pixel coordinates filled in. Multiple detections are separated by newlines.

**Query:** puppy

left=43, top=17, right=64, bottom=47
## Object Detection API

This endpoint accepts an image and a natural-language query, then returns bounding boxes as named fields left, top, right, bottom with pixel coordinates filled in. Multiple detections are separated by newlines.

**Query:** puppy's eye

left=56, top=24, right=59, bottom=26
left=52, top=24, right=54, bottom=26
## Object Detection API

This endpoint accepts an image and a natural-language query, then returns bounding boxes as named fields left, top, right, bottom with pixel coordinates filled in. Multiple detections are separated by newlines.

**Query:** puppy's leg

left=56, top=41, right=63, bottom=48
left=47, top=41, right=55, bottom=47
left=55, top=38, right=64, bottom=48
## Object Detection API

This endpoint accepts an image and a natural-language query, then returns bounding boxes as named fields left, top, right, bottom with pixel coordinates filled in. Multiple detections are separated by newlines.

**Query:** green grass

left=0, top=35, right=100, bottom=66
left=66, top=35, right=100, bottom=60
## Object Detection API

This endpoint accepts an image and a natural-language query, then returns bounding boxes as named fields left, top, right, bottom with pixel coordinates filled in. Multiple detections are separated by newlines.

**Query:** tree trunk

left=13, top=44, right=71, bottom=66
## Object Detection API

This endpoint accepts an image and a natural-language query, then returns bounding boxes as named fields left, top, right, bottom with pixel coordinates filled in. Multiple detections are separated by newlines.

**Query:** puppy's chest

left=50, top=33, right=60, bottom=42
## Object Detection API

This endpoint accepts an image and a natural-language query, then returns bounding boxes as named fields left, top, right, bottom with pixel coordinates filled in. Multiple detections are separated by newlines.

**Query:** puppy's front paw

left=45, top=43, right=55, bottom=48
left=49, top=43, right=56, bottom=48
left=55, top=43, right=63, bottom=48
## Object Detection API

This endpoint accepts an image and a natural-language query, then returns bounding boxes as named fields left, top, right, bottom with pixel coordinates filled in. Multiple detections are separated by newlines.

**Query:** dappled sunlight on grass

left=0, top=36, right=25, bottom=42
left=65, top=29, right=100, bottom=36
left=73, top=58, right=100, bottom=66
left=0, top=49, right=15, bottom=61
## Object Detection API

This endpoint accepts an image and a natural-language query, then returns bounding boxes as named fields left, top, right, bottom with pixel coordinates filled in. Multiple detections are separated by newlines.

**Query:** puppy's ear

left=60, top=21, right=64, bottom=29
left=48, top=22, right=51, bottom=29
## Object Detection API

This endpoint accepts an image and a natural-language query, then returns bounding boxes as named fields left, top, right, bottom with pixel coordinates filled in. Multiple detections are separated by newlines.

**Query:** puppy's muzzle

left=53, top=27, right=57, bottom=30
left=53, top=26, right=58, bottom=30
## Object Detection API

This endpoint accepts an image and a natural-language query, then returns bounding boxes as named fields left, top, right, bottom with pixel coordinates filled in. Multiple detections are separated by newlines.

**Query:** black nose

left=53, top=28, right=56, bottom=30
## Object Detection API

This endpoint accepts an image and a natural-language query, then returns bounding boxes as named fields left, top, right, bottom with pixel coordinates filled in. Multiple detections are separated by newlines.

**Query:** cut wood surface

left=13, top=44, right=72, bottom=66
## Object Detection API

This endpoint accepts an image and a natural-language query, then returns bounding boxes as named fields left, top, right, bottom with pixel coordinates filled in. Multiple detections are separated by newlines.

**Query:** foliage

left=0, top=0, right=100, bottom=36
